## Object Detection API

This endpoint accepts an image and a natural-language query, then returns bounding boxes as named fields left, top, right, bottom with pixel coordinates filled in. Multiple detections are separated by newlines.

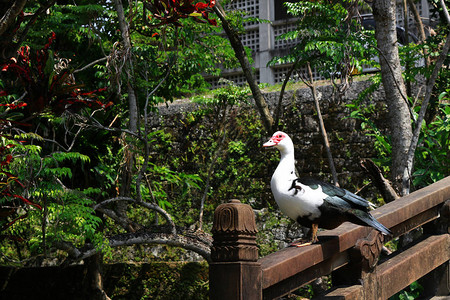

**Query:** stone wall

left=152, top=79, right=389, bottom=186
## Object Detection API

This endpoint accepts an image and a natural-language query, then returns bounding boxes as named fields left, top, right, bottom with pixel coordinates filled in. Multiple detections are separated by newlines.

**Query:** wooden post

left=209, top=199, right=262, bottom=300
left=330, top=230, right=385, bottom=300
left=419, top=200, right=450, bottom=297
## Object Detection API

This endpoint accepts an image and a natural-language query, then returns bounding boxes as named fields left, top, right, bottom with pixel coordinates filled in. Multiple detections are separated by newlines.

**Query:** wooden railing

left=209, top=176, right=450, bottom=299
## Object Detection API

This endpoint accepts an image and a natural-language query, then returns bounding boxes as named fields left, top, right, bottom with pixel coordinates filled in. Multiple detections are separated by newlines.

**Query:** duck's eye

left=278, top=135, right=282, bottom=138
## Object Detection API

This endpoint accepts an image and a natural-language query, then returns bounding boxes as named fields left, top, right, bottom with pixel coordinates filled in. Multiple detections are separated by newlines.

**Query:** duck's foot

left=289, top=237, right=315, bottom=247
left=289, top=224, right=319, bottom=247
left=289, top=241, right=313, bottom=247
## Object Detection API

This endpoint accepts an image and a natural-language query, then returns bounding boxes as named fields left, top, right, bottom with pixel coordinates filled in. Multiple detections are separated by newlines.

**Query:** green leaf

left=44, top=50, right=54, bottom=76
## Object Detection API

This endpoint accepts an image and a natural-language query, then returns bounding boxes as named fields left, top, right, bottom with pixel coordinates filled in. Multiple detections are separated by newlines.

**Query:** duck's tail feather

left=354, top=211, right=392, bottom=235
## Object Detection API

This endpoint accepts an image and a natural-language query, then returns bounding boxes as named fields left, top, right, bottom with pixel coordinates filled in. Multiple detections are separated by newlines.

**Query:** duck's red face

left=263, top=132, right=287, bottom=147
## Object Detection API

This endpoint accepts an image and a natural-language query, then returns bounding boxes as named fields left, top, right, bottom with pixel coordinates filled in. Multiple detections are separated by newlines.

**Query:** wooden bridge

left=209, top=176, right=450, bottom=299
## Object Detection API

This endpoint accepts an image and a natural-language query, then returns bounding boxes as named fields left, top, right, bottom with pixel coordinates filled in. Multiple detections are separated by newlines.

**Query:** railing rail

left=209, top=176, right=450, bottom=299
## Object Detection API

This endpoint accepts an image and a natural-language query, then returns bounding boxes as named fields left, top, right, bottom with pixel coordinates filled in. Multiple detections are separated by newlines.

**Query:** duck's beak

left=263, top=139, right=276, bottom=147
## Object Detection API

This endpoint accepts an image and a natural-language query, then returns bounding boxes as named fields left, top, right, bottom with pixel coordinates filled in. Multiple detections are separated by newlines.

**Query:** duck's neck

left=273, top=148, right=296, bottom=181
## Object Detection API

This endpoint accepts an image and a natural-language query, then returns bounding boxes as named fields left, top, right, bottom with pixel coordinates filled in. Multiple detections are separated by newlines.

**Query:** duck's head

left=263, top=131, right=294, bottom=154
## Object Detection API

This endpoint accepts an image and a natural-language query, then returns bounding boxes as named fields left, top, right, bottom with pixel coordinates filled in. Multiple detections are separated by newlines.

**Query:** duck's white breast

left=271, top=177, right=325, bottom=221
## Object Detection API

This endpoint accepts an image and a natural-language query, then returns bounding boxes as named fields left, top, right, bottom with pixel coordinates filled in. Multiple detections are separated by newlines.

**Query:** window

left=274, top=0, right=299, bottom=21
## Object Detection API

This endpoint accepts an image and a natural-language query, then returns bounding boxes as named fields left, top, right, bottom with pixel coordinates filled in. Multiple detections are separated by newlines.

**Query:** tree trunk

left=114, top=0, right=138, bottom=133
left=84, top=253, right=111, bottom=300
left=113, top=0, right=138, bottom=226
left=372, top=0, right=413, bottom=195
left=213, top=2, right=273, bottom=134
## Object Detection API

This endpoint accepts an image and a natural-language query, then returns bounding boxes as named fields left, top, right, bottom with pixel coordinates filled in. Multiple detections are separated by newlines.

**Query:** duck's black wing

left=297, top=177, right=370, bottom=210
left=296, top=177, right=391, bottom=235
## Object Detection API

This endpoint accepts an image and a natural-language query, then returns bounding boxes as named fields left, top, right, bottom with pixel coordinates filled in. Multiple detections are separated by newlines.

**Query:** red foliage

left=1, top=32, right=110, bottom=115
left=0, top=102, right=27, bottom=109
left=144, top=0, right=217, bottom=28
left=0, top=139, right=42, bottom=233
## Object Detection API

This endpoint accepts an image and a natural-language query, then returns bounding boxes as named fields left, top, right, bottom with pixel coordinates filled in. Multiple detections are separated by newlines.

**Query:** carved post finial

left=354, top=230, right=385, bottom=272
left=211, top=199, right=258, bottom=262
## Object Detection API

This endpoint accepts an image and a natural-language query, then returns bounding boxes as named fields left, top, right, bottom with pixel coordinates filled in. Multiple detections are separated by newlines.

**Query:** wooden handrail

left=261, top=176, right=450, bottom=291
left=209, top=176, right=450, bottom=300
left=376, top=234, right=450, bottom=299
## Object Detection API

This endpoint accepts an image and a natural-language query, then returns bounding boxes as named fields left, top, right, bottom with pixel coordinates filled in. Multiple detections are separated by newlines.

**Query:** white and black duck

left=263, top=131, right=391, bottom=246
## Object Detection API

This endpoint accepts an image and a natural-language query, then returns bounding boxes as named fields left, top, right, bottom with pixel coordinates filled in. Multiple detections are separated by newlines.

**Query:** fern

left=14, top=132, right=44, bottom=141
left=50, top=151, right=90, bottom=164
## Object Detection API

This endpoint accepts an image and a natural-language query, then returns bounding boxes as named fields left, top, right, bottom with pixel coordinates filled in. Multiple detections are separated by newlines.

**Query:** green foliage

left=193, top=79, right=251, bottom=107
left=390, top=281, right=424, bottom=300
left=27, top=191, right=103, bottom=253
left=0, top=1, right=246, bottom=282
left=0, top=0, right=243, bottom=265
left=398, top=42, right=429, bottom=82
left=346, top=76, right=392, bottom=170
left=21, top=3, right=111, bottom=91
left=413, top=101, right=450, bottom=188
left=143, top=0, right=217, bottom=28
left=269, top=1, right=377, bottom=80
left=129, top=4, right=239, bottom=101
left=193, top=86, right=265, bottom=201
left=144, top=162, right=202, bottom=210
left=106, top=262, right=209, bottom=299
left=0, top=135, right=106, bottom=258
left=348, top=95, right=450, bottom=189
left=347, top=86, right=450, bottom=187
left=134, top=84, right=275, bottom=232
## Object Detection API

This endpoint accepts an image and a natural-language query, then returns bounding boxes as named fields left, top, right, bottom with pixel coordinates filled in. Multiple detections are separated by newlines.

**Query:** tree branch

left=274, top=59, right=299, bottom=130
left=95, top=206, right=142, bottom=231
left=403, top=8, right=450, bottom=190
left=213, top=1, right=273, bottom=134
left=107, top=230, right=212, bottom=261
left=440, top=0, right=450, bottom=24
left=360, top=158, right=399, bottom=202
left=373, top=44, right=416, bottom=121
left=81, top=114, right=142, bottom=139
left=73, top=57, right=108, bottom=74
left=0, top=0, right=27, bottom=36
left=303, top=62, right=339, bottom=186
left=58, top=230, right=212, bottom=263
left=94, top=197, right=176, bottom=234
left=54, top=240, right=82, bottom=258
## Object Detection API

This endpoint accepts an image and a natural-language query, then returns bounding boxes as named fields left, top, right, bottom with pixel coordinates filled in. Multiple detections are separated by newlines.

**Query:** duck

left=263, top=131, right=391, bottom=246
